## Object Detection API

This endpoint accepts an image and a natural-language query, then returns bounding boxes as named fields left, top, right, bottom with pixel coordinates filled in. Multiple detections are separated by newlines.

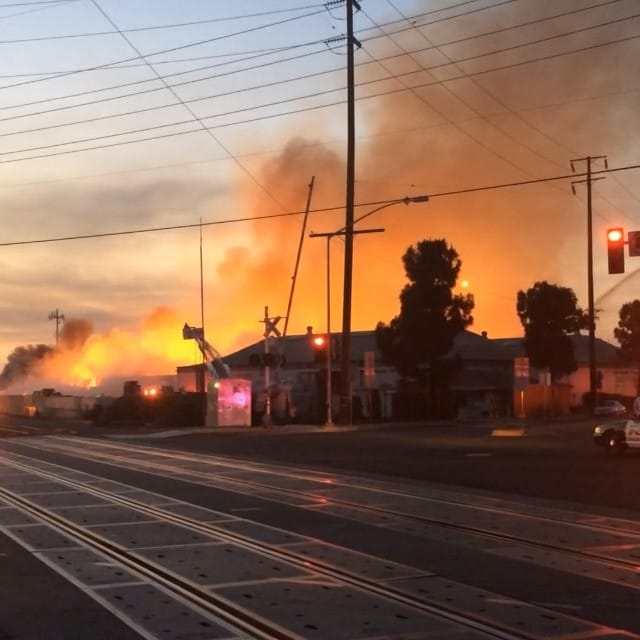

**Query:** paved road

left=1, top=413, right=639, bottom=639
left=2, top=413, right=638, bottom=512
left=121, top=417, right=640, bottom=513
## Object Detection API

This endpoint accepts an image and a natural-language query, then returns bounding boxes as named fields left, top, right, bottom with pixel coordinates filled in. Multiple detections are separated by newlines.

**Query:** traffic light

left=311, top=334, right=328, bottom=363
left=606, top=227, right=625, bottom=274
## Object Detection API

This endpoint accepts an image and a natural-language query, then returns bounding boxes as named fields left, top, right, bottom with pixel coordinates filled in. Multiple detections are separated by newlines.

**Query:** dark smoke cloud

left=0, top=317, right=93, bottom=390
left=0, top=344, right=54, bottom=390
left=59, top=318, right=93, bottom=351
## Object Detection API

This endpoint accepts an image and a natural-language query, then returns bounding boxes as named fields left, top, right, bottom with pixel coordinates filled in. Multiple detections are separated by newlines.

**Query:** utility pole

left=571, top=155, right=608, bottom=411
left=48, top=308, right=64, bottom=345
left=340, top=0, right=360, bottom=425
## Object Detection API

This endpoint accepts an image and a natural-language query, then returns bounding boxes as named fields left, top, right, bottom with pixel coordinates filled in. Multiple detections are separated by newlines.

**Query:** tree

left=376, top=239, right=474, bottom=380
left=516, top=281, right=587, bottom=380
left=614, top=300, right=640, bottom=394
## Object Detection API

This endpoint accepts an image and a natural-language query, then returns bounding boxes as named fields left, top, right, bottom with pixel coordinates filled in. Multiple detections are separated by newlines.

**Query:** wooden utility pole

left=339, top=0, right=360, bottom=425
left=571, top=155, right=608, bottom=410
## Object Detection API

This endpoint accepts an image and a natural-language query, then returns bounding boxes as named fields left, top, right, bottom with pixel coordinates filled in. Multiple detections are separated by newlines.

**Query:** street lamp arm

left=343, top=194, right=429, bottom=234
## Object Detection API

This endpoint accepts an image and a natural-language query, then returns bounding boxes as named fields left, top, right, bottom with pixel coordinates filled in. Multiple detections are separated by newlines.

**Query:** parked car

left=593, top=400, right=627, bottom=416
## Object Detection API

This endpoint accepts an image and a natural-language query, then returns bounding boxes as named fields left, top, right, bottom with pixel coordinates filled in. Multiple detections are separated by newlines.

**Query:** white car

left=594, top=419, right=640, bottom=455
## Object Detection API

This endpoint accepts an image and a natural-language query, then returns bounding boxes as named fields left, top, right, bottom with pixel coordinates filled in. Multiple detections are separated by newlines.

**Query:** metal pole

left=263, top=305, right=271, bottom=427
left=199, top=219, right=206, bottom=394
left=283, top=177, right=315, bottom=338
left=325, top=235, right=333, bottom=426
left=313, top=194, right=427, bottom=426
left=48, top=308, right=64, bottom=345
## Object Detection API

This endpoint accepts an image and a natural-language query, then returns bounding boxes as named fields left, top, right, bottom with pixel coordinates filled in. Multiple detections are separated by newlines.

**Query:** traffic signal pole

left=311, top=227, right=383, bottom=427
left=571, top=155, right=608, bottom=410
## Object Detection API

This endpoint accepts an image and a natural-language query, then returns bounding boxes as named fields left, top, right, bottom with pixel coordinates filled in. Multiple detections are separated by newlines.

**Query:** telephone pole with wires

left=48, top=308, right=65, bottom=345
left=571, top=154, right=608, bottom=410
left=339, top=0, right=361, bottom=425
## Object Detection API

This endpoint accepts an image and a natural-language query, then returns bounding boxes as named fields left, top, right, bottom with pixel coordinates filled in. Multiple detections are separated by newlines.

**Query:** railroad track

left=12, top=435, right=640, bottom=581
left=0, top=437, right=637, bottom=638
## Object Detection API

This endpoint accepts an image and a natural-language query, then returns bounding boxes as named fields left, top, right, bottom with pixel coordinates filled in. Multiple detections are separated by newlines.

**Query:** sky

left=0, top=0, right=639, bottom=391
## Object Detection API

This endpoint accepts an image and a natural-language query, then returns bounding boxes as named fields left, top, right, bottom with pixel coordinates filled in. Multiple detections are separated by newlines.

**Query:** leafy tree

left=613, top=300, right=640, bottom=394
left=376, top=239, right=474, bottom=380
left=516, top=281, right=587, bottom=380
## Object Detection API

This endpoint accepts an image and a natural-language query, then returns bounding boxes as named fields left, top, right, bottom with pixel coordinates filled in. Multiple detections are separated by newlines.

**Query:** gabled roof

left=448, top=331, right=525, bottom=361
left=570, top=333, right=621, bottom=365
left=222, top=329, right=623, bottom=368
left=223, top=330, right=380, bottom=368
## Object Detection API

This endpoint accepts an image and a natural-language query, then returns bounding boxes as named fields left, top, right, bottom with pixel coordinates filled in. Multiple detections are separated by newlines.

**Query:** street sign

left=628, top=230, right=640, bottom=257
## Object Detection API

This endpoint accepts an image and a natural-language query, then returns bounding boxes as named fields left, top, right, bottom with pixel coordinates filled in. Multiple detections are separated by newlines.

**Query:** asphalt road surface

left=1, top=414, right=639, bottom=639
left=113, top=416, right=640, bottom=512
left=1, top=414, right=639, bottom=511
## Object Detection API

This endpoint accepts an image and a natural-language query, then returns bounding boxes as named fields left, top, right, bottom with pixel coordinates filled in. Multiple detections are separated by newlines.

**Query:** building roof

left=221, top=329, right=622, bottom=369
left=223, top=330, right=381, bottom=368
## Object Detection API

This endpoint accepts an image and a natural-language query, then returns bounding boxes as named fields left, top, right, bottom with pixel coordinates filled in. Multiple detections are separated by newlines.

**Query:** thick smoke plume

left=209, top=1, right=640, bottom=346
left=0, top=307, right=198, bottom=393
left=0, top=344, right=54, bottom=390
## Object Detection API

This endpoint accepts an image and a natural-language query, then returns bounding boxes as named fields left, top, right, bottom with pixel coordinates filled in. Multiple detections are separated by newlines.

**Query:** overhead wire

left=0, top=0, right=489, bottom=79
left=0, top=6, right=329, bottom=91
left=0, top=3, right=635, bottom=131
left=0, top=3, right=330, bottom=43
left=1, top=163, right=638, bottom=247
left=0, top=0, right=524, bottom=100
left=378, top=0, right=639, bottom=227
left=0, top=0, right=622, bottom=120
left=0, top=2, right=527, bottom=112
left=87, top=0, right=290, bottom=213
left=1, top=26, right=638, bottom=164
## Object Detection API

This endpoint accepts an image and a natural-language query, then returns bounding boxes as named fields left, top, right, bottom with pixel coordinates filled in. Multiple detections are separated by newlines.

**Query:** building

left=208, top=329, right=632, bottom=421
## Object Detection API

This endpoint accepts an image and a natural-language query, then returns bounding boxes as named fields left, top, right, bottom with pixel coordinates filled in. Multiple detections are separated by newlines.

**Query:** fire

left=2, top=307, right=198, bottom=393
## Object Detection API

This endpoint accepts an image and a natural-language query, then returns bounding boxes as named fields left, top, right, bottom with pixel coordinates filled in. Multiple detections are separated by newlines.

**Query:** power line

left=0, top=3, right=329, bottom=43
left=0, top=0, right=74, bottom=6
left=88, top=0, right=288, bottom=216
left=0, top=6, right=329, bottom=91
left=377, top=0, right=638, bottom=228
left=0, top=0, right=627, bottom=124
left=0, top=29, right=637, bottom=165
left=2, top=163, right=638, bottom=248
left=0, top=0, right=559, bottom=110
left=0, top=6, right=635, bottom=137
left=0, top=0, right=487, bottom=78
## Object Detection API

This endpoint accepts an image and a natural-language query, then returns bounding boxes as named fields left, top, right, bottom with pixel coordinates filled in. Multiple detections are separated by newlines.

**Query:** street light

left=310, top=226, right=384, bottom=426
left=313, top=194, right=429, bottom=425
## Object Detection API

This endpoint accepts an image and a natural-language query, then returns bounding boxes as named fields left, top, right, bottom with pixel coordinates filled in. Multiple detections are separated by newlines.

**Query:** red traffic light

left=606, top=227, right=625, bottom=274
left=312, top=335, right=326, bottom=348
left=607, top=228, right=623, bottom=243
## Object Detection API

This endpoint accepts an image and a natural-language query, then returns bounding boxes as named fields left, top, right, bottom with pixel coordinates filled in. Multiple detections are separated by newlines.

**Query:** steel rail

left=0, top=453, right=551, bottom=640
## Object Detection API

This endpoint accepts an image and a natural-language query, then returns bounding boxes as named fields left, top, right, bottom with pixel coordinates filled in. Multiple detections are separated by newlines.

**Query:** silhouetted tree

left=376, top=239, right=474, bottom=383
left=614, top=300, right=640, bottom=394
left=516, top=281, right=587, bottom=381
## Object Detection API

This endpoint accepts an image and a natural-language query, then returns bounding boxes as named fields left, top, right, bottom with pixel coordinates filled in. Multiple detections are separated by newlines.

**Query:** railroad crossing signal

left=262, top=306, right=282, bottom=338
